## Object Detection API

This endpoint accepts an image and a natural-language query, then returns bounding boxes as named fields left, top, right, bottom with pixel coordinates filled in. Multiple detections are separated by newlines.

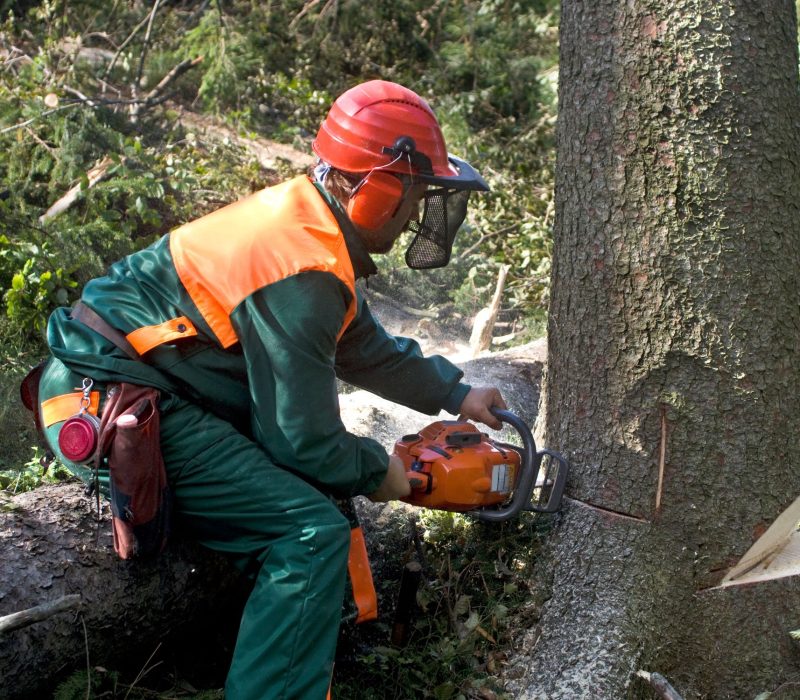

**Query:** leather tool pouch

left=96, top=383, right=172, bottom=560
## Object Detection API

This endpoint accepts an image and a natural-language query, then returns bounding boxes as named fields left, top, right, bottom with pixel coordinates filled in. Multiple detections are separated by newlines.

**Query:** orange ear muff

left=347, top=171, right=404, bottom=231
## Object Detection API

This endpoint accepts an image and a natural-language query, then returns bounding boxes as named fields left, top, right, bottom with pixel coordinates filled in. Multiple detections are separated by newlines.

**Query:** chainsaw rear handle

left=473, top=408, right=542, bottom=522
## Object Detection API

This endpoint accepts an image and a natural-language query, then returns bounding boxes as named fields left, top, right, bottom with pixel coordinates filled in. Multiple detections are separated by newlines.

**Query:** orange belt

left=40, top=391, right=100, bottom=428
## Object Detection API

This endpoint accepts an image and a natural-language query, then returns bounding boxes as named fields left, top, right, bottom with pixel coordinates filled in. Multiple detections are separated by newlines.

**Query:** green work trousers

left=40, top=358, right=350, bottom=699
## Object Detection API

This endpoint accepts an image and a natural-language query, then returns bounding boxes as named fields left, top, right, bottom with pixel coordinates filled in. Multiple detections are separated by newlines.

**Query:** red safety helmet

left=313, top=80, right=489, bottom=268
left=313, top=80, right=450, bottom=177
left=313, top=80, right=487, bottom=189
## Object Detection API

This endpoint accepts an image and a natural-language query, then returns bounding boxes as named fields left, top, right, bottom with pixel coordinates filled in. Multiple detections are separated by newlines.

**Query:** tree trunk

left=0, top=484, right=240, bottom=699
left=509, top=1, right=800, bottom=698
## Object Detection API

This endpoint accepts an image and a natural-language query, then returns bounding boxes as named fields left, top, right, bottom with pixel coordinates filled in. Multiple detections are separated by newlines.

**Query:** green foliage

left=334, top=511, right=551, bottom=699
left=0, top=236, right=75, bottom=334
left=0, top=448, right=73, bottom=493
left=0, top=0, right=559, bottom=343
left=54, top=666, right=225, bottom=700
left=178, top=2, right=261, bottom=112
left=54, top=670, right=100, bottom=700
left=0, top=27, right=272, bottom=339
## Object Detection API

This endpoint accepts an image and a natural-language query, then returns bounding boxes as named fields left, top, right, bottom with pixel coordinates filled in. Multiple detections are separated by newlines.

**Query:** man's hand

left=368, top=455, right=412, bottom=503
left=458, top=386, right=507, bottom=430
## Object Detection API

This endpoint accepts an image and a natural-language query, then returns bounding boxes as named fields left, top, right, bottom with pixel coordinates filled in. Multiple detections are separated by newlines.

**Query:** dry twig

left=0, top=594, right=82, bottom=634
left=290, top=0, right=323, bottom=28
left=102, top=12, right=153, bottom=79
left=0, top=104, right=80, bottom=135
left=636, top=670, right=685, bottom=700
left=134, top=0, right=163, bottom=93
left=130, top=56, right=203, bottom=123
left=124, top=643, right=163, bottom=700
left=457, top=222, right=519, bottom=260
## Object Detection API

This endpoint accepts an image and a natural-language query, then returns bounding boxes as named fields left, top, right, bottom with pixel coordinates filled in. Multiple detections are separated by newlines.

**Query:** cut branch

left=0, top=595, right=82, bottom=634
left=40, top=156, right=118, bottom=223
left=63, top=84, right=97, bottom=108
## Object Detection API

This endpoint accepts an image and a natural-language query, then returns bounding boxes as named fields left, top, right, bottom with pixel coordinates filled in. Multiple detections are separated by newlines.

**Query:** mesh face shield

left=405, top=188, right=471, bottom=269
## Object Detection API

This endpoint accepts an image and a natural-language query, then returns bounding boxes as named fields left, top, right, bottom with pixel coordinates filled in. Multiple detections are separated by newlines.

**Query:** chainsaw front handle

left=473, top=408, right=568, bottom=521
left=473, top=409, right=539, bottom=522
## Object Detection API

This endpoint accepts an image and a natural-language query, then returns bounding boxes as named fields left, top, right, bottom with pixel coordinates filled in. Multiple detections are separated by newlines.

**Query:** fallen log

left=0, top=343, right=545, bottom=697
left=0, top=485, right=239, bottom=699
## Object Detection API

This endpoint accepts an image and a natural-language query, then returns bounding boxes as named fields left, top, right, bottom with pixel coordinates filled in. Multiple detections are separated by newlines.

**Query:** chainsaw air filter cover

left=395, top=420, right=521, bottom=512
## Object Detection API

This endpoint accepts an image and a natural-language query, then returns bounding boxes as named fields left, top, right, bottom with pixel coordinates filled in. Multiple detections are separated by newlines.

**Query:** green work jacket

left=46, top=176, right=469, bottom=498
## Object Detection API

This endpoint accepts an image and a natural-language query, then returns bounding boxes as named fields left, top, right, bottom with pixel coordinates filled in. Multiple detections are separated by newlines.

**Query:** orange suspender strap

left=41, top=391, right=101, bottom=428
left=125, top=316, right=197, bottom=356
left=73, top=301, right=199, bottom=358
left=348, top=526, right=378, bottom=624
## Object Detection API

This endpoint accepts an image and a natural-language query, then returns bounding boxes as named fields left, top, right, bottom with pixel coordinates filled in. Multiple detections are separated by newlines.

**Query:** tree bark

left=509, top=1, right=800, bottom=698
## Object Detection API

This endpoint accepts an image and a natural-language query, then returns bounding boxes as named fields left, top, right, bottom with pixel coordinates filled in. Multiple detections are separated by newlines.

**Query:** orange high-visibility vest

left=170, top=176, right=358, bottom=348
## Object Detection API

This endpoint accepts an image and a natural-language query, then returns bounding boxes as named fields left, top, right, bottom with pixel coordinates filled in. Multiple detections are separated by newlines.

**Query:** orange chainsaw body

left=394, top=420, right=521, bottom=512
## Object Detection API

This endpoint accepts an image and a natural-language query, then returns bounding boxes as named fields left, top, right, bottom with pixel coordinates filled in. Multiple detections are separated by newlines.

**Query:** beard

left=362, top=235, right=396, bottom=254
left=356, top=226, right=404, bottom=254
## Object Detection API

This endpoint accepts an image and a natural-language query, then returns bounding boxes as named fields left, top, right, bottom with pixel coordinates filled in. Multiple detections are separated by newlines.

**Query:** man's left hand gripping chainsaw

left=394, top=408, right=568, bottom=522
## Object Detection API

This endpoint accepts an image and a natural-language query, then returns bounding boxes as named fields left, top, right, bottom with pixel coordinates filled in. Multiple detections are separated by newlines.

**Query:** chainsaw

left=394, top=408, right=568, bottom=522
